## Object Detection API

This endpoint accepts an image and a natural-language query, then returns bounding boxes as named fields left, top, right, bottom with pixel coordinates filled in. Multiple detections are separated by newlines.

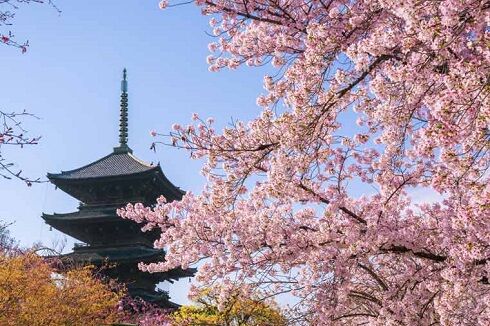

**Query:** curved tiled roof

left=48, top=151, right=157, bottom=180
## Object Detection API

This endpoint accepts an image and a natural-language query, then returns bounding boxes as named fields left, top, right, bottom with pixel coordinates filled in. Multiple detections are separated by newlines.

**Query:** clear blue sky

left=0, top=0, right=268, bottom=304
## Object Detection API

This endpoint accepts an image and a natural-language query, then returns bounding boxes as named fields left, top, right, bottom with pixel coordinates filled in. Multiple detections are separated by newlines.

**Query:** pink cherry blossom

left=120, top=1, right=490, bottom=324
left=171, top=123, right=181, bottom=131
left=158, top=0, right=168, bottom=9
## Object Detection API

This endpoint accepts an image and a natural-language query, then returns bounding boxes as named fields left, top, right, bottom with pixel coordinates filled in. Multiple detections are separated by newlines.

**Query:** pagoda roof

left=42, top=210, right=118, bottom=222
left=41, top=209, right=160, bottom=246
left=56, top=244, right=196, bottom=280
left=64, top=244, right=166, bottom=264
left=47, top=150, right=159, bottom=180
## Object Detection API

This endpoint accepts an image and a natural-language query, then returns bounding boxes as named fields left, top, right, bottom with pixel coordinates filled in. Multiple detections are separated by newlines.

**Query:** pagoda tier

left=53, top=244, right=195, bottom=307
left=41, top=208, right=160, bottom=246
left=42, top=69, right=194, bottom=308
left=47, top=150, right=184, bottom=206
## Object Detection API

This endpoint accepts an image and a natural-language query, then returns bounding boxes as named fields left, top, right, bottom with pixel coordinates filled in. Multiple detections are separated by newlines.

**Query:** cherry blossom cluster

left=118, top=296, right=172, bottom=326
left=120, top=0, right=489, bottom=324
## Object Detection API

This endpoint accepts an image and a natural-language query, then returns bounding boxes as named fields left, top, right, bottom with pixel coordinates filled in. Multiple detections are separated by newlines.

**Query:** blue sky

left=0, top=0, right=269, bottom=304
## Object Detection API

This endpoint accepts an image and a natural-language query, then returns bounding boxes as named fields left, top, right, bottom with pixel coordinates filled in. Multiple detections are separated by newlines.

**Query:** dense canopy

left=0, top=252, right=122, bottom=325
left=121, top=0, right=489, bottom=324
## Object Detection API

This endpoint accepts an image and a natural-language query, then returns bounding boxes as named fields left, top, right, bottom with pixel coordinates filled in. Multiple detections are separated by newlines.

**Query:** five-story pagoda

left=42, top=69, right=193, bottom=308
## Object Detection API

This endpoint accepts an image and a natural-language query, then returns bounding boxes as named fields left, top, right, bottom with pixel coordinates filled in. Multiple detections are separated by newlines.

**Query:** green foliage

left=172, top=288, right=286, bottom=326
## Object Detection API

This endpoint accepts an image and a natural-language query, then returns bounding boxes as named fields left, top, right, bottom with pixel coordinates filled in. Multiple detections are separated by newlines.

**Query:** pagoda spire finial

left=115, top=68, right=132, bottom=153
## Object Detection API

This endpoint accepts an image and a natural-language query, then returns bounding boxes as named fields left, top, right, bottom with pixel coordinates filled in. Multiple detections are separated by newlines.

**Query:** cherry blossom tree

left=0, top=110, right=41, bottom=184
left=120, top=0, right=489, bottom=324
left=1, top=1, right=58, bottom=184
left=1, top=0, right=59, bottom=51
left=117, top=296, right=173, bottom=326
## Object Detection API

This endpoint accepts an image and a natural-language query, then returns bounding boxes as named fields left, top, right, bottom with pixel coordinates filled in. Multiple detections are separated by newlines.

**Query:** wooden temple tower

left=42, top=69, right=193, bottom=308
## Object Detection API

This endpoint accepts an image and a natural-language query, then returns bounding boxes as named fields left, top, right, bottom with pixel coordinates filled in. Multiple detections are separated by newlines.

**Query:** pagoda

left=42, top=69, right=194, bottom=308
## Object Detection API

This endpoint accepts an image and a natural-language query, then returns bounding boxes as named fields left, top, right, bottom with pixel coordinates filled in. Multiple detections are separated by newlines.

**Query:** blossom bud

left=158, top=0, right=168, bottom=9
